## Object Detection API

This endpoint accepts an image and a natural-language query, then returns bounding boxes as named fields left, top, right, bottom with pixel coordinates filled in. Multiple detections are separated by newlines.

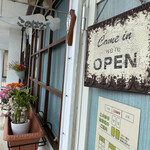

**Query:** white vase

left=11, top=119, right=30, bottom=135
left=15, top=70, right=25, bottom=80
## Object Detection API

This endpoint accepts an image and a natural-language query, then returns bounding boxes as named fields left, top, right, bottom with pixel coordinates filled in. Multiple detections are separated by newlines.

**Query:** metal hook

left=139, top=0, right=146, bottom=4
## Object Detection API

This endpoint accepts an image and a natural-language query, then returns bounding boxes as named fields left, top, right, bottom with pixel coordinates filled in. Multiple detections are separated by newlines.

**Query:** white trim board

left=74, top=0, right=97, bottom=150
left=59, top=0, right=83, bottom=149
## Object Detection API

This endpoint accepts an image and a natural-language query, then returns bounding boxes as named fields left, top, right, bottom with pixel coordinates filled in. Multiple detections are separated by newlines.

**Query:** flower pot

left=11, top=120, right=30, bottom=135
left=3, top=109, right=45, bottom=150
left=15, top=70, right=25, bottom=80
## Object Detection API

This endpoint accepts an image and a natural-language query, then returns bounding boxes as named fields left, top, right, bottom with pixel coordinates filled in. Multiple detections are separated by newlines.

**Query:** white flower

left=9, top=98, right=13, bottom=106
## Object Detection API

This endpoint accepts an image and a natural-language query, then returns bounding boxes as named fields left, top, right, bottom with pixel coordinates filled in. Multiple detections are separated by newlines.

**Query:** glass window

left=38, top=87, right=46, bottom=118
left=32, top=36, right=35, bottom=53
left=50, top=44, right=65, bottom=91
left=53, top=0, right=68, bottom=42
left=44, top=23, right=50, bottom=47
left=31, top=57, right=34, bottom=77
left=29, top=80, right=32, bottom=94
left=33, top=83, right=37, bottom=96
left=28, top=0, right=68, bottom=148
left=35, top=55, right=39, bottom=79
left=37, top=31, right=42, bottom=51
left=47, top=93, right=61, bottom=137
left=41, top=51, right=48, bottom=84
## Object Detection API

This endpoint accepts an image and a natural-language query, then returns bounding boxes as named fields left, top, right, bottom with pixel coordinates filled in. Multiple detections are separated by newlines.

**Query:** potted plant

left=2, top=83, right=46, bottom=150
left=9, top=61, right=25, bottom=82
left=11, top=87, right=37, bottom=134
left=3, top=110, right=46, bottom=150
left=1, top=83, right=37, bottom=134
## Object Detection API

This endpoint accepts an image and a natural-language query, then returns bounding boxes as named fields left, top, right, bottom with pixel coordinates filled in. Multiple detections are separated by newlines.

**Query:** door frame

left=73, top=0, right=97, bottom=150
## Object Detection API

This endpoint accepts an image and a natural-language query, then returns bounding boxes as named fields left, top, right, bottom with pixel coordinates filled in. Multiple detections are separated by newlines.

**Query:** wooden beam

left=31, top=36, right=66, bottom=56
left=20, top=28, right=25, bottom=63
left=29, top=78, right=62, bottom=98
left=43, top=13, right=53, bottom=122
left=47, top=87, right=62, bottom=98
left=28, top=33, right=34, bottom=90
left=34, top=0, right=44, bottom=14
left=26, top=6, right=34, bottom=15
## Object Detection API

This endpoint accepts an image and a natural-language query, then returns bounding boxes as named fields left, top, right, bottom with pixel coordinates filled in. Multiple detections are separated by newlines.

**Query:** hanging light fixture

left=10, top=0, right=50, bottom=8
left=9, top=0, right=67, bottom=14
left=27, top=0, right=36, bottom=5
left=42, top=0, right=50, bottom=8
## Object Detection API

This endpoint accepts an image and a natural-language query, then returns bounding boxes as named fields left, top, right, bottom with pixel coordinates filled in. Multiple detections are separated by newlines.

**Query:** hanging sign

left=0, top=14, right=60, bottom=31
left=85, top=3, right=150, bottom=94
left=95, top=97, right=141, bottom=150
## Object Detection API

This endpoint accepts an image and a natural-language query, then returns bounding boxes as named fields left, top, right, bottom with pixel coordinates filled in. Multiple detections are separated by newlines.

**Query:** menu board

left=95, top=97, right=141, bottom=150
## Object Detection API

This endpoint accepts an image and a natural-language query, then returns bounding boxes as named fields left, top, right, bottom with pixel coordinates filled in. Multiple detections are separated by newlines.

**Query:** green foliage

left=10, top=87, right=37, bottom=124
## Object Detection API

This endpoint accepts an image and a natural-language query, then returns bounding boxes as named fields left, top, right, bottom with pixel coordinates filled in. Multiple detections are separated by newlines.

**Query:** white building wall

left=6, top=28, right=21, bottom=84
left=0, top=50, right=4, bottom=89
left=0, top=28, right=9, bottom=50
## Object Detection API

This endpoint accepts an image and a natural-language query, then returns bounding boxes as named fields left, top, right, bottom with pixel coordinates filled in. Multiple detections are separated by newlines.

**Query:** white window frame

left=59, top=0, right=97, bottom=150
left=59, top=0, right=83, bottom=149
left=74, top=1, right=97, bottom=150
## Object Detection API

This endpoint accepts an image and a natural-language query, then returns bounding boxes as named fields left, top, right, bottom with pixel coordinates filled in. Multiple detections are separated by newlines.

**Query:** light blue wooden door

left=87, top=0, right=150, bottom=150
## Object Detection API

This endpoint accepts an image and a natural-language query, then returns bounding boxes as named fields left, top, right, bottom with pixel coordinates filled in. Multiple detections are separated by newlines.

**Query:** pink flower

left=4, top=95, right=8, bottom=99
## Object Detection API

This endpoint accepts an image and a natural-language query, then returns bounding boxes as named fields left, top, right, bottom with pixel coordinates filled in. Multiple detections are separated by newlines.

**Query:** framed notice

left=95, top=97, right=141, bottom=150
left=84, top=3, right=150, bottom=94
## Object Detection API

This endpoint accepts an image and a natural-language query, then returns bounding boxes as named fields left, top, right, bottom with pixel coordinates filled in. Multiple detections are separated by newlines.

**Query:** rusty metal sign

left=85, top=3, right=150, bottom=94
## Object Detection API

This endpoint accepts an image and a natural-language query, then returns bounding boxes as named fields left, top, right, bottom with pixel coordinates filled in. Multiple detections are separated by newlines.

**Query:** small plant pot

left=15, top=70, right=25, bottom=80
left=11, top=120, right=30, bottom=135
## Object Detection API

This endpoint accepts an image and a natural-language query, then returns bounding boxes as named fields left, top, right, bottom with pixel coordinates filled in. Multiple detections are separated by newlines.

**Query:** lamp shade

left=10, top=0, right=50, bottom=8
left=28, top=0, right=36, bottom=5
left=28, top=0, right=50, bottom=7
